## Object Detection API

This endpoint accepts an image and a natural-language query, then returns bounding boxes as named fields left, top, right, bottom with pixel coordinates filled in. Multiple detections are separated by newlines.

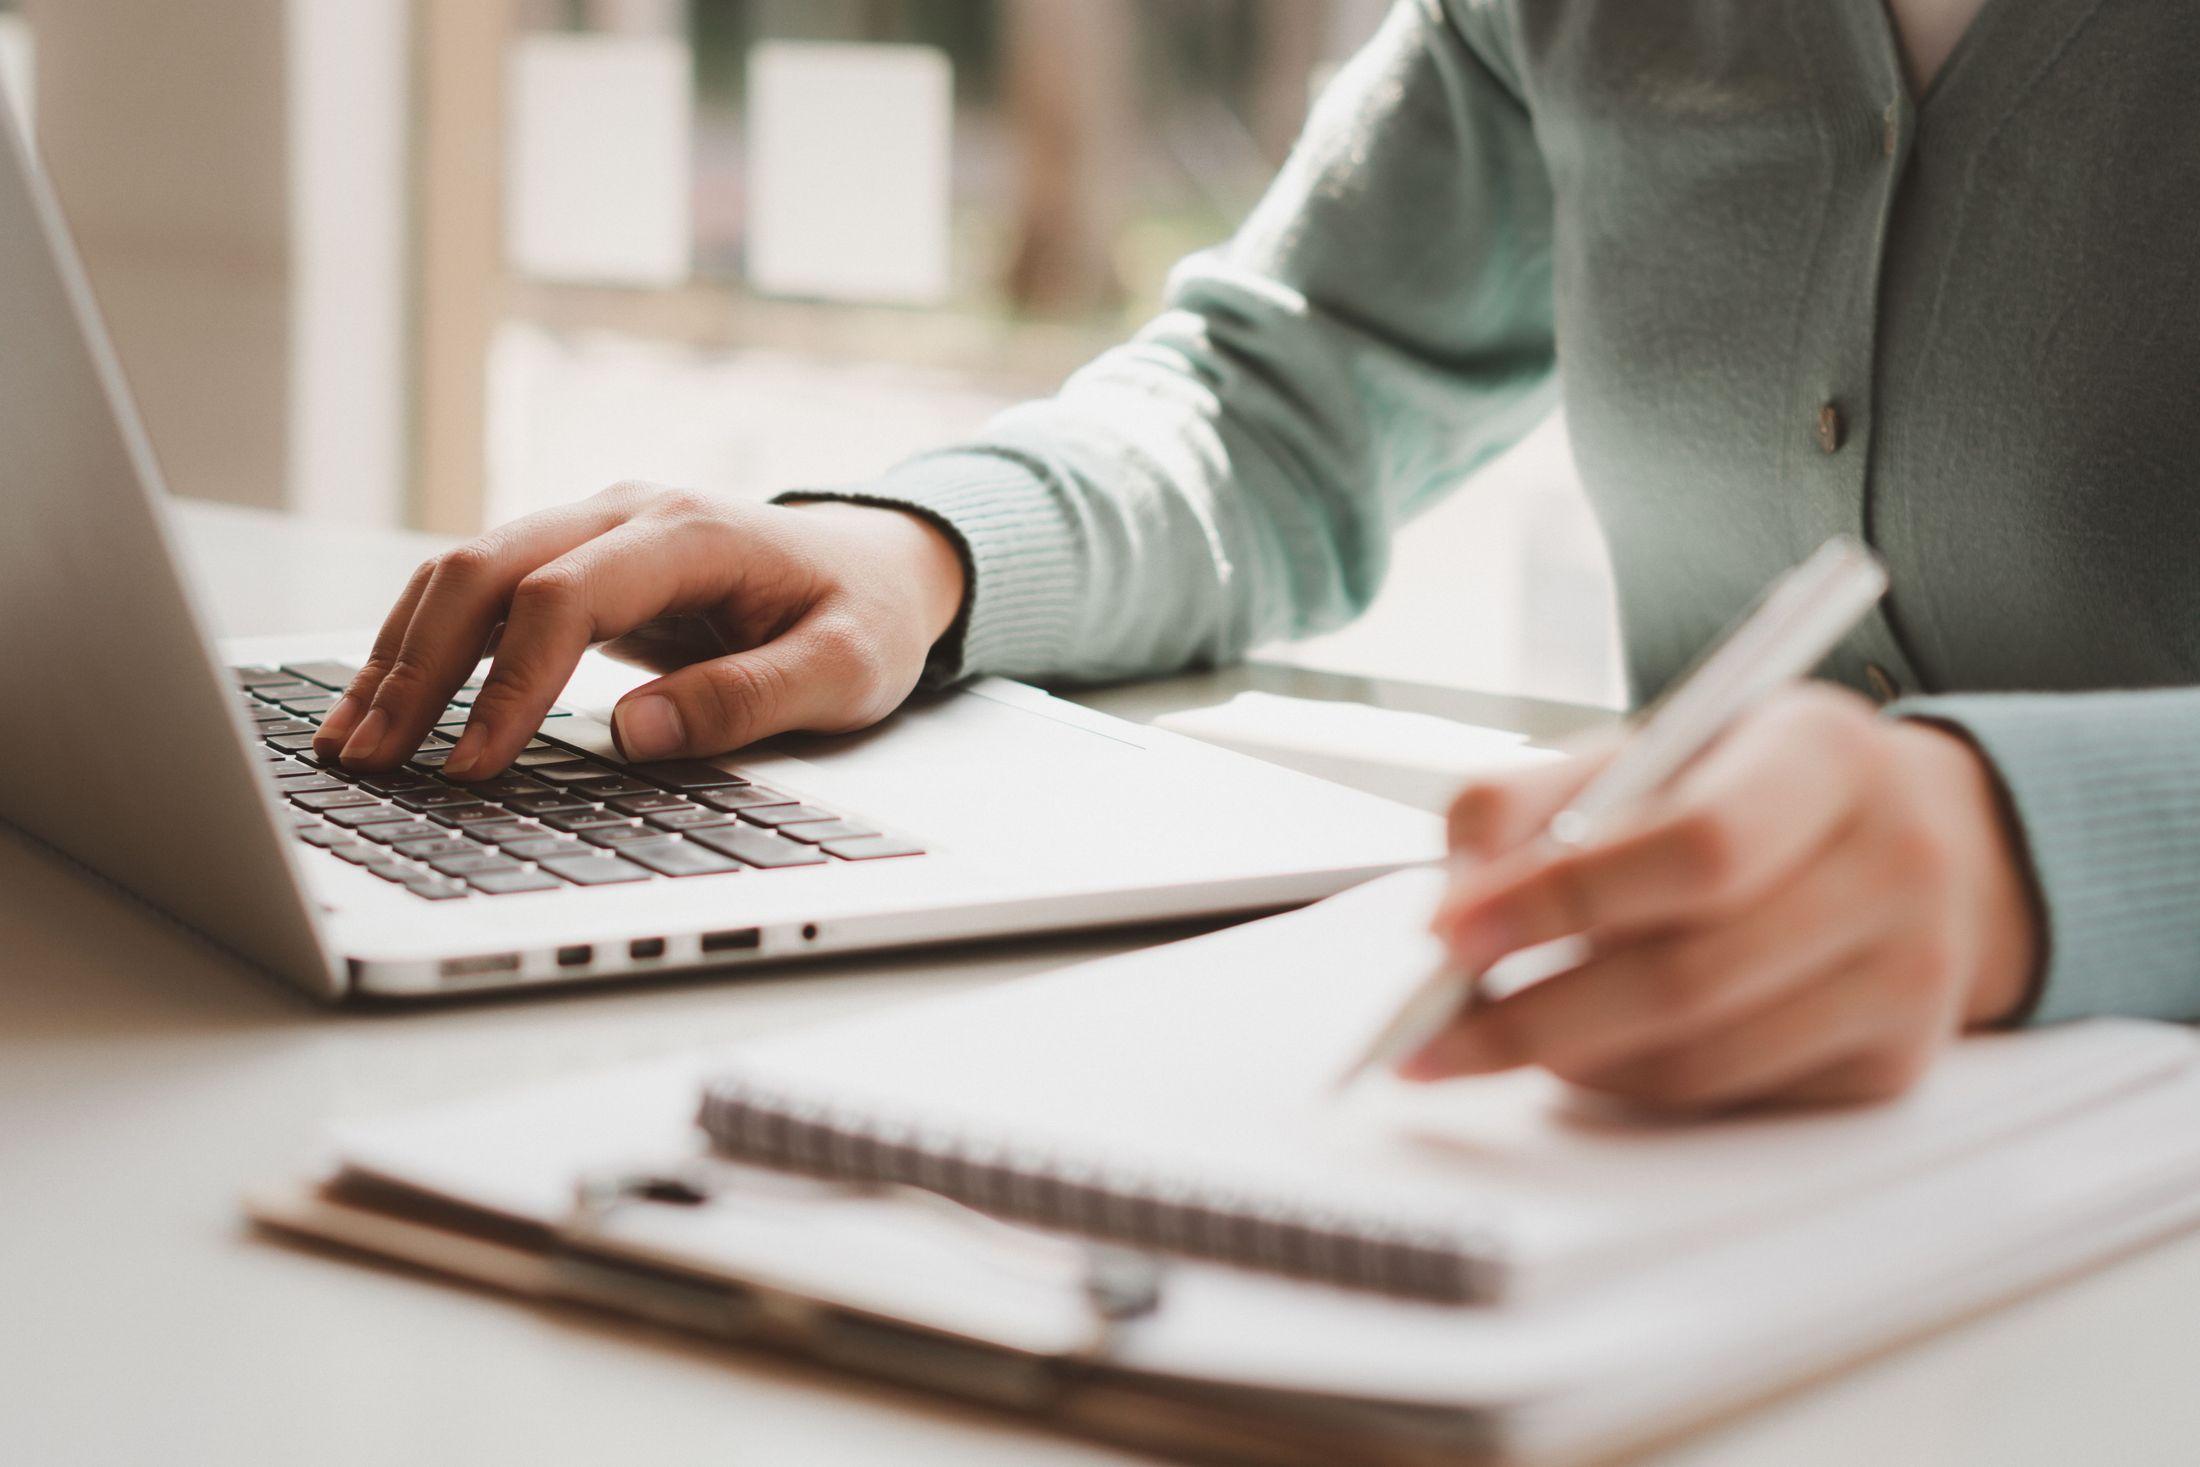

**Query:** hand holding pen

left=1347, top=538, right=2044, bottom=1112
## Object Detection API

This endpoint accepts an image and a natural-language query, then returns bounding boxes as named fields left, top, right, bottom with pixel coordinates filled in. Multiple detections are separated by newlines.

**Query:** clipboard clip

left=568, top=1162, right=1167, bottom=1330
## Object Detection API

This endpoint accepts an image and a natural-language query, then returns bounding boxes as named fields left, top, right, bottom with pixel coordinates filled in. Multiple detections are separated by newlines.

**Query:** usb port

left=701, top=928, right=762, bottom=954
left=555, top=945, right=593, bottom=968
left=440, top=953, right=520, bottom=980
left=629, top=937, right=666, bottom=960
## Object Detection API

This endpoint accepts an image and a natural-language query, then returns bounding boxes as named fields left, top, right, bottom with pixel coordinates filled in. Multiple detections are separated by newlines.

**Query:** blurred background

left=1, top=0, right=1621, bottom=707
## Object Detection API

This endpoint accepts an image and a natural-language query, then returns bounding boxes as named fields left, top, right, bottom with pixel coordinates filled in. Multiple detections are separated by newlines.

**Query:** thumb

left=612, top=633, right=843, bottom=761
left=1445, top=733, right=1620, bottom=860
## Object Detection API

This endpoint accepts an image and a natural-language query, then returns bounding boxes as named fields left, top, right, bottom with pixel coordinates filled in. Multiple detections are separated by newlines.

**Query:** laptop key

left=580, top=825, right=660, bottom=849
left=776, top=819, right=878, bottom=845
left=571, top=775, right=655, bottom=798
left=530, top=762, right=614, bottom=786
left=696, top=785, right=796, bottom=812
left=644, top=806, right=739, bottom=832
left=402, top=877, right=471, bottom=901
left=408, top=746, right=459, bottom=769
left=232, top=665, right=291, bottom=687
left=466, top=774, right=551, bottom=800
left=739, top=803, right=840, bottom=829
left=358, top=773, right=436, bottom=795
left=263, top=732, right=323, bottom=751
left=325, top=804, right=417, bottom=828
left=277, top=694, right=339, bottom=716
left=329, top=845, right=383, bottom=865
left=466, top=868, right=563, bottom=895
left=621, top=840, right=743, bottom=878
left=359, top=821, right=445, bottom=846
left=500, top=835, right=582, bottom=860
left=632, top=760, right=747, bottom=791
left=250, top=681, right=320, bottom=702
left=463, top=820, right=540, bottom=844
left=433, top=805, right=516, bottom=828
left=290, top=789, right=382, bottom=812
left=366, top=861, right=418, bottom=882
left=688, top=826, right=828, bottom=869
left=822, top=836, right=926, bottom=861
left=427, top=853, right=519, bottom=877
left=274, top=773, right=349, bottom=796
left=294, top=824, right=349, bottom=847
left=536, top=854, right=652, bottom=886
left=541, top=809, right=631, bottom=832
left=513, top=746, right=586, bottom=769
left=397, top=788, right=485, bottom=812
left=279, top=660, right=360, bottom=689
left=392, top=837, right=481, bottom=860
left=608, top=793, right=693, bottom=815
left=506, top=794, right=592, bottom=818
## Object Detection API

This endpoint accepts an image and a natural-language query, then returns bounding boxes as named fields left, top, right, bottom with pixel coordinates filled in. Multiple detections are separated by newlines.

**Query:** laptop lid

left=0, top=74, right=339, bottom=997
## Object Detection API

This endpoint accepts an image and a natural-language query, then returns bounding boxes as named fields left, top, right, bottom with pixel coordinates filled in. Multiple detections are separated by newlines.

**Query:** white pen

left=1335, top=535, right=1892, bottom=1091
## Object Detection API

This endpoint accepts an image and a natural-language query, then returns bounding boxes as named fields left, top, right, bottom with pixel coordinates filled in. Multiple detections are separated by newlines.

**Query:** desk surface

left=4, top=501, right=2197, bottom=1467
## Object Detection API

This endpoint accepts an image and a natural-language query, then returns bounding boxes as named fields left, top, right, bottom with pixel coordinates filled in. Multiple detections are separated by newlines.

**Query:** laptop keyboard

left=233, top=662, right=923, bottom=902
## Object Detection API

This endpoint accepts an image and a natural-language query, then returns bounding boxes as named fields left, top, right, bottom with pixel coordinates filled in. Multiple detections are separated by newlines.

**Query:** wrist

left=791, top=499, right=968, bottom=643
left=1901, top=720, right=2042, bottom=1027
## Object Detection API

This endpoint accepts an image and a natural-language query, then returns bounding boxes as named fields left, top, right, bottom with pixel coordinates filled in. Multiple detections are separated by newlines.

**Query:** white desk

left=3, top=501, right=2196, bottom=1466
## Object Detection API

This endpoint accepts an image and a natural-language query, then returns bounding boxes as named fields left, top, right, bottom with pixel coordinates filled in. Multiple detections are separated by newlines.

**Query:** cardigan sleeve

left=1895, top=689, right=2200, bottom=1023
left=778, top=0, right=1557, bottom=687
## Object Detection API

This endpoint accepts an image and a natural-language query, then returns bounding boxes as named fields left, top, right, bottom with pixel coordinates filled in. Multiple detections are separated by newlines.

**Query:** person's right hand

left=312, top=485, right=968, bottom=780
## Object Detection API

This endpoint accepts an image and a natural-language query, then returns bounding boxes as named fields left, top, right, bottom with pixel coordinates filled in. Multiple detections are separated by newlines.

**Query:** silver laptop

left=0, top=82, right=1441, bottom=1001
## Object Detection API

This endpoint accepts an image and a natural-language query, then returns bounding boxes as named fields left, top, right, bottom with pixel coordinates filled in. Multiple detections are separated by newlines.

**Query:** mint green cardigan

left=787, top=0, right=2200, bottom=1024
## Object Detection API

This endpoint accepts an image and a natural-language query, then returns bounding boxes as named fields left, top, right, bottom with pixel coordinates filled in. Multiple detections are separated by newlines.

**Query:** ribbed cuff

left=776, top=450, right=1085, bottom=687
left=1893, top=690, right=2200, bottom=1024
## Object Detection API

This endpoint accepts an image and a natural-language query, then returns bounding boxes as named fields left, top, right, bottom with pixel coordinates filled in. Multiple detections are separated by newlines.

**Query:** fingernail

left=442, top=723, right=487, bottom=779
left=614, top=695, right=683, bottom=762
left=315, top=694, right=363, bottom=751
left=339, top=707, right=389, bottom=767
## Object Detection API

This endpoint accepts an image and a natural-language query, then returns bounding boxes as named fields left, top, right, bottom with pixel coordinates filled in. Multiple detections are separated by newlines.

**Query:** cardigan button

left=1865, top=663, right=1901, bottom=704
left=1815, top=402, right=1846, bottom=454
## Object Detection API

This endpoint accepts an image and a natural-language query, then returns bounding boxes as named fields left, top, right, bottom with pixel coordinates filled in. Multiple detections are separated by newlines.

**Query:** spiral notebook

left=696, top=869, right=2196, bottom=1303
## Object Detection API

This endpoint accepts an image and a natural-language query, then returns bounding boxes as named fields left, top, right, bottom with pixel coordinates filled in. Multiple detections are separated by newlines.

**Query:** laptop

left=0, top=79, right=1444, bottom=1001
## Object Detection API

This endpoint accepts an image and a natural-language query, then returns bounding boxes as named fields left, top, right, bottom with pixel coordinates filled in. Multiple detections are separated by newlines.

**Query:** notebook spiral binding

left=698, top=1077, right=1505, bottom=1305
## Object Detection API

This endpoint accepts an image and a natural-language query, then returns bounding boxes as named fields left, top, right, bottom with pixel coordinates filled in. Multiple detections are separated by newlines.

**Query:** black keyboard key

left=462, top=820, right=540, bottom=844
left=263, top=732, right=323, bottom=751
left=643, top=806, right=739, bottom=832
left=531, top=761, right=614, bottom=786
left=537, top=854, right=652, bottom=886
left=433, top=805, right=515, bottom=828
left=500, top=835, right=581, bottom=860
left=512, top=746, right=585, bottom=769
left=621, top=839, right=742, bottom=877
left=632, top=760, right=747, bottom=791
left=689, top=826, right=828, bottom=869
left=279, top=660, right=360, bottom=689
left=232, top=665, right=291, bottom=687
left=402, top=877, right=471, bottom=901
left=541, top=809, right=631, bottom=833
left=291, top=789, right=383, bottom=812
left=255, top=749, right=295, bottom=765
left=466, top=868, right=563, bottom=895
left=258, top=718, right=321, bottom=738
left=250, top=681, right=320, bottom=702
left=466, top=774, right=551, bottom=800
left=329, top=845, right=383, bottom=865
left=408, top=746, right=458, bottom=769
left=325, top=804, right=417, bottom=828
left=571, top=775, right=654, bottom=798
left=428, top=853, right=519, bottom=877
left=776, top=819, right=878, bottom=845
left=580, top=825, right=660, bottom=849
left=392, top=837, right=480, bottom=860
left=367, top=861, right=419, bottom=882
left=294, top=824, right=349, bottom=847
left=696, top=785, right=796, bottom=812
left=249, top=706, right=292, bottom=724
left=506, top=794, right=592, bottom=818
left=277, top=694, right=340, bottom=716
left=608, top=793, right=693, bottom=815
left=359, top=821, right=446, bottom=846
left=358, top=773, right=436, bottom=795
left=739, top=803, right=839, bottom=829
left=396, top=788, right=485, bottom=812
left=822, top=835, right=926, bottom=861
left=274, top=773, right=349, bottom=796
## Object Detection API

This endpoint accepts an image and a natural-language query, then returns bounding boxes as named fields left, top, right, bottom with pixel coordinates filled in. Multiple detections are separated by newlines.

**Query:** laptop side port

left=555, top=945, right=593, bottom=968
left=439, top=953, right=521, bottom=981
left=629, top=937, right=667, bottom=960
left=700, top=928, right=762, bottom=954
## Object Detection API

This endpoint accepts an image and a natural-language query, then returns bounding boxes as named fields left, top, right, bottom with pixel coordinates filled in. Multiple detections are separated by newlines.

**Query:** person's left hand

left=1406, top=684, right=2042, bottom=1111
